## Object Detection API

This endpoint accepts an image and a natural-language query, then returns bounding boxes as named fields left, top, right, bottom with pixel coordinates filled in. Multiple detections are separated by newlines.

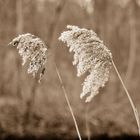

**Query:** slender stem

left=55, top=62, right=82, bottom=140
left=112, top=59, right=140, bottom=136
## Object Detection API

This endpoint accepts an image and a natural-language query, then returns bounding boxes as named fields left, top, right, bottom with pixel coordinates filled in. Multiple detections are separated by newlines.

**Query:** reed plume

left=9, top=33, right=47, bottom=82
left=59, top=25, right=140, bottom=136
left=59, top=25, right=112, bottom=102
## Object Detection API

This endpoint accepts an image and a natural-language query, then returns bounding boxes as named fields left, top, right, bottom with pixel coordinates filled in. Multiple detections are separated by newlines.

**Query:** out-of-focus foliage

left=0, top=0, right=140, bottom=138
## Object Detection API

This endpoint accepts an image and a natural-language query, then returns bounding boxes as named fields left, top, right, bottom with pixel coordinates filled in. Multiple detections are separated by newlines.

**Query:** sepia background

left=0, top=0, right=140, bottom=139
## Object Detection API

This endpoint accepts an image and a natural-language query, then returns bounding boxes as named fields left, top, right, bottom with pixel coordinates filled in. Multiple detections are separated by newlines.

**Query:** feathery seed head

left=59, top=25, right=112, bottom=102
left=9, top=33, right=47, bottom=82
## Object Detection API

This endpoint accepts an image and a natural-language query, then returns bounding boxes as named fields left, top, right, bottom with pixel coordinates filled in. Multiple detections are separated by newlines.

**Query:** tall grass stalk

left=112, top=59, right=140, bottom=136
left=55, top=62, right=82, bottom=140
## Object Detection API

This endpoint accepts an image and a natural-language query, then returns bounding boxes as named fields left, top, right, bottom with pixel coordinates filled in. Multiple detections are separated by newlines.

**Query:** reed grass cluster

left=8, top=25, right=140, bottom=139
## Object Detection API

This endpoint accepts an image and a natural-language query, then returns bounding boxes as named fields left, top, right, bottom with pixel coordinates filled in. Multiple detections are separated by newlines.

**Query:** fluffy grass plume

left=9, top=33, right=47, bottom=82
left=59, top=25, right=112, bottom=102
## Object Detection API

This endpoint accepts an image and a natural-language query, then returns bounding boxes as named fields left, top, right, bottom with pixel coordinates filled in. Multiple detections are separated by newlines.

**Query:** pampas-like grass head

left=59, top=25, right=112, bottom=102
left=9, top=33, right=47, bottom=82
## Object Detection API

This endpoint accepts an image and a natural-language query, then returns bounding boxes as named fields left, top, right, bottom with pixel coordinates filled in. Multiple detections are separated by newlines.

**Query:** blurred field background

left=0, top=0, right=140, bottom=139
